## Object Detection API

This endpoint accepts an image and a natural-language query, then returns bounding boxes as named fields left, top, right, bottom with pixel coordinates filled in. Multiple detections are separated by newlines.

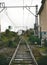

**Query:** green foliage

left=23, top=29, right=34, bottom=37
left=30, top=30, right=34, bottom=35
left=29, top=35, right=40, bottom=45
left=5, top=29, right=10, bottom=36
left=0, top=55, right=10, bottom=65
left=1, top=30, right=19, bottom=48
left=8, top=41, right=17, bottom=48
left=37, top=56, right=47, bottom=65
left=8, top=40, right=13, bottom=47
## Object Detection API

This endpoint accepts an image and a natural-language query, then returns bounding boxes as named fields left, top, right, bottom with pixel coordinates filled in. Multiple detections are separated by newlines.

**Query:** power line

left=4, top=10, right=16, bottom=26
left=0, top=8, right=5, bottom=13
left=1, top=4, right=36, bottom=30
left=4, top=9, right=27, bottom=28
left=0, top=2, right=38, bottom=28
left=25, top=7, right=36, bottom=17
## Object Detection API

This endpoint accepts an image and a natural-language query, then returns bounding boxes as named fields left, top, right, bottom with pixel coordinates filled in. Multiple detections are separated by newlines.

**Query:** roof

left=38, top=0, right=46, bottom=14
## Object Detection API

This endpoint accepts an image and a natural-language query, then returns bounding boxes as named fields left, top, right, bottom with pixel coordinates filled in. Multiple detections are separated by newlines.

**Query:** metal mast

left=34, top=5, right=38, bottom=36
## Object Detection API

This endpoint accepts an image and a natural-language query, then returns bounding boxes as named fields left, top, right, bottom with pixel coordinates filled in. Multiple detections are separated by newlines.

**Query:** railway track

left=9, top=37, right=38, bottom=65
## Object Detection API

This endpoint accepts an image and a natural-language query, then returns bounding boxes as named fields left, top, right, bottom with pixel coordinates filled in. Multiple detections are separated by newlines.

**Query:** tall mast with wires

left=34, top=5, right=38, bottom=36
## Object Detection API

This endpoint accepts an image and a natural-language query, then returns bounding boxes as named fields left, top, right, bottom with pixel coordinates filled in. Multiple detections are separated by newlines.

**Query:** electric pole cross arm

left=25, top=7, right=36, bottom=17
left=0, top=2, right=36, bottom=8
left=0, top=6, right=36, bottom=8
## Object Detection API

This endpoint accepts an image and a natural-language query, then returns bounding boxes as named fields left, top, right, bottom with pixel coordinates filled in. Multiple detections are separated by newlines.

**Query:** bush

left=8, top=40, right=17, bottom=48
left=29, top=35, right=40, bottom=45
left=0, top=55, right=10, bottom=65
left=8, top=40, right=13, bottom=47
left=37, top=56, right=47, bottom=65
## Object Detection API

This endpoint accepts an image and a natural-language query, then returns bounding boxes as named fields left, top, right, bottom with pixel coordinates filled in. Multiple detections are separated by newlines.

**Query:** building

left=38, top=0, right=47, bottom=39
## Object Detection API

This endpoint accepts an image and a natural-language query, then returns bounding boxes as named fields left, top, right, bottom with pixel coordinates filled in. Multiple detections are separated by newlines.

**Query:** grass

left=37, top=56, right=47, bottom=65
left=0, top=54, right=10, bottom=65
left=38, top=46, right=47, bottom=52
left=0, top=31, right=20, bottom=65
left=0, top=47, right=16, bottom=65
left=30, top=45, right=47, bottom=65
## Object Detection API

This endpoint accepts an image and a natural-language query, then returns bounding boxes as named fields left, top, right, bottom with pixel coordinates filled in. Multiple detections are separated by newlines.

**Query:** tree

left=5, top=29, right=10, bottom=36
left=8, top=26, right=12, bottom=31
left=5, top=26, right=12, bottom=36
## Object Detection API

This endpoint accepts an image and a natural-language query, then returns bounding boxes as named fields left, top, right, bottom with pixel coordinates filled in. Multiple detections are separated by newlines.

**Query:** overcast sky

left=0, top=0, right=41, bottom=32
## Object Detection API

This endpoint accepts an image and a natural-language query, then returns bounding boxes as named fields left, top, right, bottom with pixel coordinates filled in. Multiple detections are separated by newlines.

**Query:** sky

left=0, top=0, right=41, bottom=32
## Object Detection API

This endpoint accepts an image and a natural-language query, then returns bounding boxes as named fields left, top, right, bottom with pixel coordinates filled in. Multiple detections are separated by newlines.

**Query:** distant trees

left=23, top=29, right=34, bottom=37
left=5, top=26, right=11, bottom=36
left=8, top=26, right=11, bottom=31
left=23, top=28, right=40, bottom=45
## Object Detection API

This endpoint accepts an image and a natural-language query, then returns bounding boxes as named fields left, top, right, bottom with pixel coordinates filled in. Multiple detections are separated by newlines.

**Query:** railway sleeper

left=12, top=59, right=34, bottom=64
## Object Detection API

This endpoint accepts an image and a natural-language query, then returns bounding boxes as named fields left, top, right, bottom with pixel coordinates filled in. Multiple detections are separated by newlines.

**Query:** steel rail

left=22, top=37, right=38, bottom=65
left=9, top=38, right=22, bottom=65
left=9, top=36, right=38, bottom=65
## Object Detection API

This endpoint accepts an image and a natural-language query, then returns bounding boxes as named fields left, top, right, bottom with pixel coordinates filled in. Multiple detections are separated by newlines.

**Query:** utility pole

left=0, top=2, right=5, bottom=40
left=34, top=5, right=38, bottom=37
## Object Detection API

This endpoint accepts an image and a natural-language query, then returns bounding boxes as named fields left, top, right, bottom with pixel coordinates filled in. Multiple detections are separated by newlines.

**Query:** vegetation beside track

left=0, top=27, right=47, bottom=65
left=30, top=45, right=47, bottom=65
left=0, top=26, right=20, bottom=65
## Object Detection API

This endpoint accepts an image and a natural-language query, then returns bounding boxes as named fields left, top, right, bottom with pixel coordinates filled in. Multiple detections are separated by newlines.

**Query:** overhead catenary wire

left=25, top=0, right=36, bottom=17
left=25, top=7, right=36, bottom=17
left=0, top=1, right=37, bottom=32
left=3, top=8, right=27, bottom=28
left=2, top=6, right=36, bottom=31
left=0, top=8, right=5, bottom=13
left=4, top=9, right=16, bottom=27
left=25, top=0, right=34, bottom=29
